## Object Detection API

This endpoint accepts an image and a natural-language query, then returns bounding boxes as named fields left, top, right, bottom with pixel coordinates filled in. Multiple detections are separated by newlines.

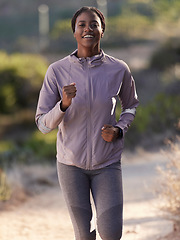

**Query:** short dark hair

left=71, top=6, right=105, bottom=33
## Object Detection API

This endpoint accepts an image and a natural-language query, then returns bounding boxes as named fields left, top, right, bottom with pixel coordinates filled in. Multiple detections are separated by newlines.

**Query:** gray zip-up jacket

left=35, top=50, right=139, bottom=170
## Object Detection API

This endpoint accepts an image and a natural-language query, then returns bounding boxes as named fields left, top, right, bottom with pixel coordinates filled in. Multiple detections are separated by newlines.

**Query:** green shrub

left=0, top=143, right=34, bottom=169
left=153, top=0, right=180, bottom=21
left=23, top=129, right=57, bottom=159
left=0, top=129, right=57, bottom=167
left=0, top=141, right=14, bottom=154
left=150, top=38, right=180, bottom=70
left=0, top=51, right=48, bottom=113
left=122, top=93, right=180, bottom=148
left=51, top=18, right=71, bottom=39
left=134, top=93, right=180, bottom=133
left=107, top=11, right=152, bottom=39
left=116, top=93, right=180, bottom=137
left=128, top=1, right=154, bottom=17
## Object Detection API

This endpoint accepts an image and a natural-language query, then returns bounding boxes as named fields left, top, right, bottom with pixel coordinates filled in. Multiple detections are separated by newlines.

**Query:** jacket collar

left=69, top=49, right=105, bottom=67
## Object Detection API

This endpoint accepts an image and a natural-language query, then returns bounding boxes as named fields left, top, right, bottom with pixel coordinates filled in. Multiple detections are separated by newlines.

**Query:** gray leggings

left=57, top=161, right=123, bottom=240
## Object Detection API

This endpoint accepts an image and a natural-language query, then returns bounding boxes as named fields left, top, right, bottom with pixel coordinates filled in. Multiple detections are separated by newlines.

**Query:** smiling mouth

left=82, top=35, right=94, bottom=39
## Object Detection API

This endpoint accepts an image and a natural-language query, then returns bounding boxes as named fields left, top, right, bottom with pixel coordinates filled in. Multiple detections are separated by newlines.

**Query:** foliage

left=0, top=144, right=34, bottom=169
left=50, top=19, right=76, bottom=52
left=153, top=0, right=180, bottom=21
left=156, top=134, right=180, bottom=223
left=126, top=0, right=154, bottom=17
left=0, top=130, right=57, bottom=169
left=0, top=52, right=48, bottom=113
left=124, top=93, right=180, bottom=147
left=0, top=141, right=14, bottom=154
left=135, top=93, right=180, bottom=133
left=1, top=0, right=180, bottom=52
left=24, top=130, right=57, bottom=159
left=150, top=38, right=180, bottom=70
left=107, top=13, right=152, bottom=40
left=51, top=19, right=72, bottom=39
left=49, top=0, right=180, bottom=51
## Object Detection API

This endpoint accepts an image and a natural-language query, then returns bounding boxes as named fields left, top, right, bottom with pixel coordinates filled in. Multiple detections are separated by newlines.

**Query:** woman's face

left=74, top=10, right=104, bottom=54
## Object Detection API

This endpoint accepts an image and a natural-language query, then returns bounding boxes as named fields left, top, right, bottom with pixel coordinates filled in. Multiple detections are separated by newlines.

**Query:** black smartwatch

left=114, top=126, right=123, bottom=139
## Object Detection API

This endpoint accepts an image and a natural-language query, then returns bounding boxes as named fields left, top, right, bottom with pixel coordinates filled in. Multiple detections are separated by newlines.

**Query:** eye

left=79, top=23, right=86, bottom=27
left=91, top=23, right=98, bottom=28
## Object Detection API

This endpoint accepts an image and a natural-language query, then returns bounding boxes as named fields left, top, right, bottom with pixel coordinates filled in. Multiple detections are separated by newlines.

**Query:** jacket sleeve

left=35, top=65, right=65, bottom=134
left=115, top=65, right=139, bottom=135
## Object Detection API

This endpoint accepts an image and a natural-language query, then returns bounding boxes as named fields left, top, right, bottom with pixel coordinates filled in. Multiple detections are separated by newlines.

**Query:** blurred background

left=0, top=0, right=180, bottom=214
left=0, top=1, right=180, bottom=239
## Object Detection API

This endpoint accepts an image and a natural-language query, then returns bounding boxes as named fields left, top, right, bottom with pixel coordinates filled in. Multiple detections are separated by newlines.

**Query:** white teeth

left=83, top=35, right=93, bottom=38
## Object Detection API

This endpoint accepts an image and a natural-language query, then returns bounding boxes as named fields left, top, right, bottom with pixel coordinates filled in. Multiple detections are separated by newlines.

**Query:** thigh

left=57, top=162, right=91, bottom=207
left=57, top=162, right=95, bottom=240
left=91, top=162, right=123, bottom=240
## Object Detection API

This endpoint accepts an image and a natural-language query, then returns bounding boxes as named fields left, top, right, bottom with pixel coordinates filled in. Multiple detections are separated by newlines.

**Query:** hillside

left=1, top=0, right=180, bottom=52
left=0, top=0, right=93, bottom=15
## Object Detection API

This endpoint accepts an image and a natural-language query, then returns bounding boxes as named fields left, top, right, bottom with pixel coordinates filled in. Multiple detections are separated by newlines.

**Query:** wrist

left=60, top=101, right=69, bottom=112
left=114, top=127, right=123, bottom=139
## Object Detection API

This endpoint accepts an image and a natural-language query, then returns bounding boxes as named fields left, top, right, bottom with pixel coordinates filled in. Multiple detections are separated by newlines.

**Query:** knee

left=97, top=206, right=123, bottom=240
left=98, top=226, right=122, bottom=240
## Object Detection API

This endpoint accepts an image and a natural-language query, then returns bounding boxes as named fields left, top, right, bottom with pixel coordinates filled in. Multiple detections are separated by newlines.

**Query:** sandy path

left=122, top=150, right=173, bottom=240
left=0, top=188, right=74, bottom=240
left=0, top=150, right=173, bottom=240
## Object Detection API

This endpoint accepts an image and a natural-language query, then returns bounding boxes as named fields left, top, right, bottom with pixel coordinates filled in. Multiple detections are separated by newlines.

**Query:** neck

left=76, top=46, right=100, bottom=58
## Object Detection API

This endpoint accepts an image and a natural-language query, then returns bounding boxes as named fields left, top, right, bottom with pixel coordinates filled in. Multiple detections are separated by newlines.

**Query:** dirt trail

left=0, top=150, right=174, bottom=240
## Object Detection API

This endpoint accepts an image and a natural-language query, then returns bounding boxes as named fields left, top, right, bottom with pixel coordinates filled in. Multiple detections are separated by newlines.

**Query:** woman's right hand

left=61, top=83, right=77, bottom=111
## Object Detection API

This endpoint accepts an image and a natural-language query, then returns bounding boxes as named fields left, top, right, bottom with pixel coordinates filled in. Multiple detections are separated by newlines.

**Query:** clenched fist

left=61, top=83, right=77, bottom=111
left=101, top=124, right=121, bottom=142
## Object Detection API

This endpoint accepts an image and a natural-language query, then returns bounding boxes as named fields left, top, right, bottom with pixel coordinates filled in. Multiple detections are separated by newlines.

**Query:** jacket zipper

left=85, top=59, right=92, bottom=170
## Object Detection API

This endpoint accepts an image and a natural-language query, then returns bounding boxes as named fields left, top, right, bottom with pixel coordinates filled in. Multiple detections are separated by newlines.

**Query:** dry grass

left=157, top=136, right=180, bottom=223
left=0, top=164, right=57, bottom=211
left=158, top=225, right=180, bottom=240
left=0, top=169, right=11, bottom=201
left=156, top=120, right=180, bottom=239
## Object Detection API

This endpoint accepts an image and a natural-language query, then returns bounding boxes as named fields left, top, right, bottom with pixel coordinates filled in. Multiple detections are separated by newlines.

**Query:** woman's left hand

left=101, top=124, right=120, bottom=142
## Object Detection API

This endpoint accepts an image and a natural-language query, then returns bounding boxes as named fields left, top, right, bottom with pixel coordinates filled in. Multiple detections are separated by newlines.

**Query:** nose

left=84, top=25, right=93, bottom=32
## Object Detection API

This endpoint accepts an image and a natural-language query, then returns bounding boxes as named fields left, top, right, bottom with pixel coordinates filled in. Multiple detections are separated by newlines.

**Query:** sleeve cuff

left=59, top=100, right=69, bottom=112
left=38, top=115, right=52, bottom=134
